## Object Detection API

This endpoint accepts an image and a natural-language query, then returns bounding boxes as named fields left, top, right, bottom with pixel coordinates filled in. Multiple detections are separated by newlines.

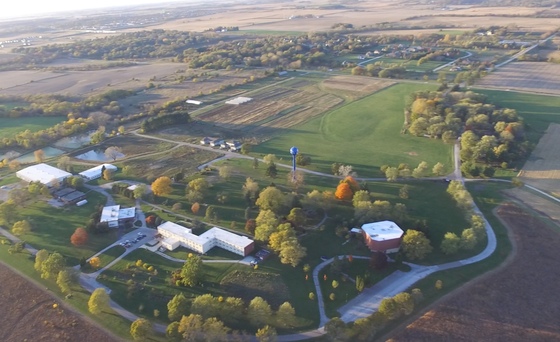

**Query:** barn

left=360, top=220, right=404, bottom=253
left=16, top=163, right=72, bottom=187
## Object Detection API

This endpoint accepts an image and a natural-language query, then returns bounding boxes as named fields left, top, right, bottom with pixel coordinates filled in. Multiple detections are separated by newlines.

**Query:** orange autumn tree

left=335, top=182, right=353, bottom=201
left=70, top=227, right=88, bottom=246
left=342, top=176, right=360, bottom=193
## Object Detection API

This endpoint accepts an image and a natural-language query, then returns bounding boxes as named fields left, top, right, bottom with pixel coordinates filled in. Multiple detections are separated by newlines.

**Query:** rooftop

left=225, top=97, right=252, bottom=105
left=158, top=222, right=253, bottom=248
left=16, top=163, right=72, bottom=185
left=361, top=220, right=404, bottom=242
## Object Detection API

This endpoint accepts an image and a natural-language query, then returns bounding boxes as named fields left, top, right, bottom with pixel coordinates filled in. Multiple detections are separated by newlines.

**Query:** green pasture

left=0, top=116, right=65, bottom=137
left=254, top=83, right=452, bottom=177
left=475, top=89, right=560, bottom=144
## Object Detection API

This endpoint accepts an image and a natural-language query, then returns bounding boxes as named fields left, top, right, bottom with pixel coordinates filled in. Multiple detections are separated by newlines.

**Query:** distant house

left=278, top=71, right=288, bottom=76
left=53, top=187, right=86, bottom=205
left=360, top=220, right=404, bottom=253
left=158, top=221, right=254, bottom=256
left=200, top=137, right=212, bottom=145
left=186, top=100, right=203, bottom=105
left=209, top=139, right=224, bottom=147
left=100, top=205, right=136, bottom=228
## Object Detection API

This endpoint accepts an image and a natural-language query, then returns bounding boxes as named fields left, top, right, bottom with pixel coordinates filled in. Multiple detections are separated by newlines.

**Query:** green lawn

left=82, top=245, right=126, bottom=273
left=15, top=192, right=116, bottom=266
left=0, top=116, right=65, bottom=137
left=254, top=83, right=453, bottom=177
left=475, top=89, right=560, bottom=144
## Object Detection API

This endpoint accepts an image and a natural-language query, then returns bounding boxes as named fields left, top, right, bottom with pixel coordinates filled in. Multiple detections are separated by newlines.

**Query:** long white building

left=158, top=221, right=254, bottom=256
left=16, top=163, right=72, bottom=186
left=79, top=163, right=117, bottom=180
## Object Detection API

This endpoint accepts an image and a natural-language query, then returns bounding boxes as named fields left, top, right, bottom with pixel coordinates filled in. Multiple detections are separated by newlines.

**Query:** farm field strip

left=477, top=62, right=560, bottom=95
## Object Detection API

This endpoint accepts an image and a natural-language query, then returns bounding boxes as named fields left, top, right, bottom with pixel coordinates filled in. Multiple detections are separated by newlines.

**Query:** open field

left=518, top=123, right=560, bottom=195
left=254, top=83, right=452, bottom=177
left=0, top=263, right=119, bottom=342
left=0, top=62, right=187, bottom=96
left=0, top=116, right=64, bottom=137
left=475, top=89, right=560, bottom=145
left=504, top=187, right=560, bottom=225
left=388, top=203, right=560, bottom=342
left=477, top=62, right=560, bottom=95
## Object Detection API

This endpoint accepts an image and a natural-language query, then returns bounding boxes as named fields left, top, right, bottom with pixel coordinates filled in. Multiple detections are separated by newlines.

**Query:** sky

left=2, top=0, right=185, bottom=19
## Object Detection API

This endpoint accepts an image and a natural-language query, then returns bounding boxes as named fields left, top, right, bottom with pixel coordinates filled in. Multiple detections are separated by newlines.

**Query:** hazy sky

left=2, top=1, right=184, bottom=19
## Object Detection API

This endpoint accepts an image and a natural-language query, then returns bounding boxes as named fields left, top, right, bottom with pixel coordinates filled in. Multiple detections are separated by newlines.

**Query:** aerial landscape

left=1, top=0, right=560, bottom=341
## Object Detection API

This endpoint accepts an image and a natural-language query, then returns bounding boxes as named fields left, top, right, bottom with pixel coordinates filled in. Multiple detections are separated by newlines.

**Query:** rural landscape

left=1, top=0, right=560, bottom=341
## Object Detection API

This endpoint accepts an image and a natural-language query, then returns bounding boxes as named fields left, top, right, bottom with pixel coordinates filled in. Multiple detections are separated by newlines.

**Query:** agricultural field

left=388, top=203, right=560, bottom=342
left=517, top=123, right=560, bottom=196
left=0, top=263, right=119, bottom=342
left=504, top=187, right=560, bottom=225
left=0, top=116, right=64, bottom=137
left=476, top=62, right=560, bottom=95
left=254, top=83, right=452, bottom=177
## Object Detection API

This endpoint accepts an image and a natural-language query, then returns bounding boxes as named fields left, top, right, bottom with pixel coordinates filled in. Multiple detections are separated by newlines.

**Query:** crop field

left=504, top=187, right=560, bottom=225
left=0, top=116, right=64, bottom=137
left=389, top=203, right=560, bottom=342
left=254, top=83, right=452, bottom=177
left=196, top=83, right=344, bottom=137
left=477, top=62, right=560, bottom=95
left=0, top=62, right=188, bottom=96
left=518, top=123, right=560, bottom=195
left=0, top=263, right=119, bottom=342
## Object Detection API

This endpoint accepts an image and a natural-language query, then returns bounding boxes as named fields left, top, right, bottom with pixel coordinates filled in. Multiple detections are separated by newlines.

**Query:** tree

left=411, top=288, right=424, bottom=304
left=253, top=157, right=259, bottom=169
left=191, top=294, right=220, bottom=319
left=89, top=256, right=101, bottom=269
left=265, top=162, right=278, bottom=178
left=268, top=224, right=295, bottom=252
left=440, top=232, right=461, bottom=255
left=335, top=182, right=353, bottom=201
left=88, top=288, right=110, bottom=315
left=287, top=207, right=306, bottom=228
left=256, top=325, right=277, bottom=342
left=378, top=297, right=400, bottom=320
left=296, top=154, right=311, bottom=166
left=370, top=251, right=388, bottom=270
left=433, top=162, right=445, bottom=176
left=130, top=318, right=152, bottom=341
left=34, top=149, right=45, bottom=163
left=245, top=219, right=257, bottom=234
left=219, top=165, right=232, bottom=180
left=70, top=227, right=88, bottom=246
left=151, top=176, right=172, bottom=197
left=178, top=314, right=204, bottom=341
left=263, top=154, right=276, bottom=164
left=393, top=292, right=415, bottom=316
left=256, top=186, right=285, bottom=213
left=191, top=202, right=200, bottom=214
left=356, top=275, right=365, bottom=292
left=332, top=280, right=339, bottom=289
left=202, top=317, right=230, bottom=341
left=240, top=143, right=252, bottom=155
left=57, top=156, right=71, bottom=171
left=385, top=167, right=399, bottom=182
left=399, top=185, right=409, bottom=199
left=56, top=268, right=77, bottom=294
left=34, top=249, right=49, bottom=271
left=401, top=230, right=433, bottom=260
left=41, top=252, right=65, bottom=279
left=255, top=209, right=279, bottom=242
left=166, top=322, right=181, bottom=341
left=205, top=205, right=216, bottom=222
left=412, top=161, right=429, bottom=178
left=104, top=146, right=122, bottom=161
left=247, top=297, right=272, bottom=327
left=133, top=184, right=146, bottom=199
left=279, top=238, right=307, bottom=267
left=167, top=293, right=189, bottom=321
left=0, top=200, right=18, bottom=226
left=276, top=302, right=296, bottom=327
left=102, top=168, right=114, bottom=180
left=12, top=220, right=31, bottom=235
left=309, top=292, right=316, bottom=300
left=180, top=254, right=203, bottom=287
left=188, top=177, right=209, bottom=193
left=435, top=279, right=443, bottom=290
left=460, top=228, right=478, bottom=250
left=324, top=317, right=348, bottom=341
left=338, top=165, right=356, bottom=177
left=89, top=112, right=111, bottom=127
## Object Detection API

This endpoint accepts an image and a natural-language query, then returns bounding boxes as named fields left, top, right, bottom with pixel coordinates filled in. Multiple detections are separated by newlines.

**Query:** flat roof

left=16, top=163, right=72, bottom=185
left=158, top=222, right=253, bottom=248
left=361, top=221, right=404, bottom=242
left=225, top=97, right=252, bottom=105
left=186, top=100, right=203, bottom=105
left=118, top=207, right=136, bottom=220
left=79, top=164, right=117, bottom=179
left=60, top=190, right=86, bottom=202
left=100, top=205, right=120, bottom=222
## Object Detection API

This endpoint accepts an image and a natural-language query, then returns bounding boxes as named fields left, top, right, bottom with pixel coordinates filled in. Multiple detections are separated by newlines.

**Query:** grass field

left=254, top=83, right=452, bottom=177
left=476, top=89, right=560, bottom=145
left=0, top=116, right=64, bottom=137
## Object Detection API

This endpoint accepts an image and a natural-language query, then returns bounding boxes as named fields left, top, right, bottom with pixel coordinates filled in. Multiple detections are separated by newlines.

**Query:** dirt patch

left=388, top=203, right=560, bottom=342
left=518, top=123, right=560, bottom=194
left=322, top=75, right=395, bottom=95
left=503, top=187, right=560, bottom=224
left=477, top=62, right=560, bottom=95
left=0, top=263, right=119, bottom=342
left=220, top=270, right=290, bottom=309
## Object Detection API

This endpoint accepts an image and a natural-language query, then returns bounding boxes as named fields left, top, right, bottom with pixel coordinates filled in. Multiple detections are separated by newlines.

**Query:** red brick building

left=360, top=221, right=404, bottom=253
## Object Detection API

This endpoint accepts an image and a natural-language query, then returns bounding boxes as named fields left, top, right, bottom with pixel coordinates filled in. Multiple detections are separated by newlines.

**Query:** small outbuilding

left=225, top=97, right=252, bottom=105
left=360, top=220, right=404, bottom=254
left=79, top=164, right=117, bottom=181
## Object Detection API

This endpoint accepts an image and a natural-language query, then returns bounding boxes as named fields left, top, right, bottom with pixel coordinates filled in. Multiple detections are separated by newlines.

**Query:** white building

left=79, top=164, right=117, bottom=180
left=100, top=205, right=136, bottom=228
left=158, top=221, right=255, bottom=256
left=360, top=220, right=404, bottom=253
left=225, top=97, right=252, bottom=105
left=16, top=163, right=72, bottom=186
